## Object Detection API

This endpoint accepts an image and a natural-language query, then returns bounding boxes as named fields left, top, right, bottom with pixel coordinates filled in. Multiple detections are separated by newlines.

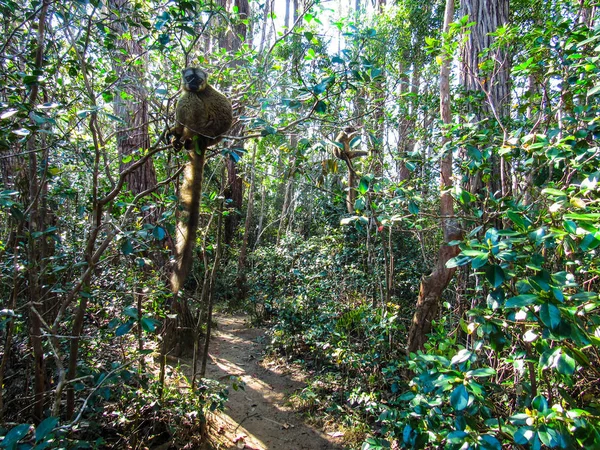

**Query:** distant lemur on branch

left=168, top=67, right=233, bottom=292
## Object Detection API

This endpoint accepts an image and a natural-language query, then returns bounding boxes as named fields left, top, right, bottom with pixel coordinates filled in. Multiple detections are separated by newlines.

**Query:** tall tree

left=111, top=0, right=157, bottom=198
left=407, top=0, right=461, bottom=354
left=460, top=0, right=510, bottom=197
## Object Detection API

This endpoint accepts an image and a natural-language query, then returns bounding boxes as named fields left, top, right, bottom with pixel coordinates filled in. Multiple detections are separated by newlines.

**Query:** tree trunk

left=200, top=198, right=224, bottom=377
left=236, top=145, right=257, bottom=303
left=111, top=0, right=157, bottom=198
left=24, top=0, right=51, bottom=422
left=460, top=0, right=510, bottom=198
left=407, top=0, right=458, bottom=355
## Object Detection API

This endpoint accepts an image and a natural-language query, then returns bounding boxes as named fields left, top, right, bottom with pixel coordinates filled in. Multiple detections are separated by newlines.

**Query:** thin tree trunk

left=200, top=198, right=224, bottom=377
left=236, top=145, right=257, bottom=302
left=26, top=0, right=51, bottom=422
left=254, top=183, right=267, bottom=250
left=407, top=0, right=460, bottom=354
left=258, top=0, right=272, bottom=53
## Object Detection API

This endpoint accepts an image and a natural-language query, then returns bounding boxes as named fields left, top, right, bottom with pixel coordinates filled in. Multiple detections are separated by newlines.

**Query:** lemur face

left=182, top=67, right=208, bottom=92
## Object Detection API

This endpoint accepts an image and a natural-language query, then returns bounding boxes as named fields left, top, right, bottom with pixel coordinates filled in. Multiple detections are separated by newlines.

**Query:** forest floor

left=183, top=315, right=346, bottom=450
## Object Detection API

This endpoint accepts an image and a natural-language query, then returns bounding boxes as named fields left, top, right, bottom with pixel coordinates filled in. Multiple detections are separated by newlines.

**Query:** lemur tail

left=170, top=144, right=206, bottom=293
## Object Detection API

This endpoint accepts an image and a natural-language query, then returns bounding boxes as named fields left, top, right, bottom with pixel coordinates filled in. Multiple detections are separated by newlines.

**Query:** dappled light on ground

left=182, top=315, right=344, bottom=450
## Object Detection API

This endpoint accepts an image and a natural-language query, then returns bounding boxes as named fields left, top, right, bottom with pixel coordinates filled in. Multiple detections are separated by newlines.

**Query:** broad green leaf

left=408, top=200, right=419, bottom=215
left=479, top=434, right=502, bottom=450
left=467, top=367, right=496, bottom=377
left=358, top=177, right=369, bottom=195
left=505, top=294, right=537, bottom=308
left=446, top=255, right=471, bottom=268
left=539, top=303, right=561, bottom=330
left=141, top=317, right=160, bottom=333
left=362, top=437, right=390, bottom=449
left=354, top=198, right=365, bottom=211
left=556, top=350, right=576, bottom=375
left=0, top=424, right=32, bottom=448
left=35, top=417, right=58, bottom=442
left=514, top=427, right=534, bottom=444
left=532, top=395, right=548, bottom=412
left=451, top=349, right=472, bottom=365
left=542, top=188, right=567, bottom=197
left=447, top=431, right=468, bottom=443
left=462, top=249, right=488, bottom=257
left=450, top=384, right=469, bottom=411
left=538, top=425, right=561, bottom=447
left=580, top=232, right=600, bottom=251
left=153, top=226, right=166, bottom=240
left=121, top=239, right=134, bottom=256
left=115, top=320, right=134, bottom=337
left=563, top=213, right=600, bottom=221
left=485, top=265, right=505, bottom=288
left=563, top=219, right=577, bottom=234
left=588, top=83, right=600, bottom=96
left=507, top=211, right=531, bottom=230
left=123, top=307, right=138, bottom=318
left=472, top=253, right=489, bottom=269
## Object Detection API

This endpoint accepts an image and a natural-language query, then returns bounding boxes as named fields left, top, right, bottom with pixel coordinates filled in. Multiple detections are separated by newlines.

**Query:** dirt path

left=198, top=315, right=345, bottom=450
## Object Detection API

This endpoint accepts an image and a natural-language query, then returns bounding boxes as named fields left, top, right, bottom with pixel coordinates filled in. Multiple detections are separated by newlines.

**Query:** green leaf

left=471, top=253, right=489, bottom=269
left=314, top=100, right=327, bottom=114
left=123, top=306, right=138, bottom=318
left=121, top=239, right=134, bottom=256
left=563, top=213, right=600, bottom=221
left=0, top=424, right=32, bottom=448
left=451, top=349, right=472, bottom=365
left=538, top=425, right=561, bottom=447
left=450, top=384, right=469, bottom=411
left=115, top=320, right=134, bottom=337
left=580, top=232, right=600, bottom=251
left=354, top=198, right=365, bottom=211
left=462, top=249, right=488, bottom=257
left=35, top=417, right=58, bottom=442
left=362, top=437, right=390, bottom=449
left=539, top=303, right=561, bottom=330
left=153, top=226, right=166, bottom=241
left=468, top=367, right=496, bottom=377
left=563, top=219, right=577, bottom=234
left=556, top=350, right=576, bottom=375
left=588, top=83, right=600, bottom=96
left=358, top=177, right=369, bottom=195
left=514, top=427, right=534, bottom=444
left=446, top=255, right=471, bottom=268
left=140, top=317, right=160, bottom=333
left=408, top=200, right=419, bottom=215
left=447, top=431, right=468, bottom=443
left=532, top=395, right=548, bottom=412
left=479, top=434, right=502, bottom=450
left=485, top=265, right=505, bottom=288
left=505, top=294, right=537, bottom=308
left=507, top=211, right=531, bottom=230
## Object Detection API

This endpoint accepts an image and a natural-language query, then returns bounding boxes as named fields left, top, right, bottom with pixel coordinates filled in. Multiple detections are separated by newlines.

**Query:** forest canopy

left=0, top=0, right=599, bottom=449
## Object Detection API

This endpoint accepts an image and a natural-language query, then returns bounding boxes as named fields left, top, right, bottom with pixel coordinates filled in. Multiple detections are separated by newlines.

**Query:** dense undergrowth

left=1, top=1, right=599, bottom=449
left=251, top=19, right=600, bottom=449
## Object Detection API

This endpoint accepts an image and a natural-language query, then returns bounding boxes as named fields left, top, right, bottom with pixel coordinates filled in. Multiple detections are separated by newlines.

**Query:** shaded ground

left=191, top=315, right=345, bottom=450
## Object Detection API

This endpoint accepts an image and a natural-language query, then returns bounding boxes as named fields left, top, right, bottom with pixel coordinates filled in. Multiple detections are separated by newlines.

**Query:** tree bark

left=460, top=0, right=510, bottom=198
left=236, top=145, right=257, bottom=303
left=111, top=0, right=157, bottom=198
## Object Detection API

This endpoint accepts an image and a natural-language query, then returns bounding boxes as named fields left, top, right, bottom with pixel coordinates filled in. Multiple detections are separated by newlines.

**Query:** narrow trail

left=196, top=315, right=345, bottom=450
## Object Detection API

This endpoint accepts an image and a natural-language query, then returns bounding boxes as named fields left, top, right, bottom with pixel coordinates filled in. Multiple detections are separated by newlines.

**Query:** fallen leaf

left=328, top=431, right=344, bottom=438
